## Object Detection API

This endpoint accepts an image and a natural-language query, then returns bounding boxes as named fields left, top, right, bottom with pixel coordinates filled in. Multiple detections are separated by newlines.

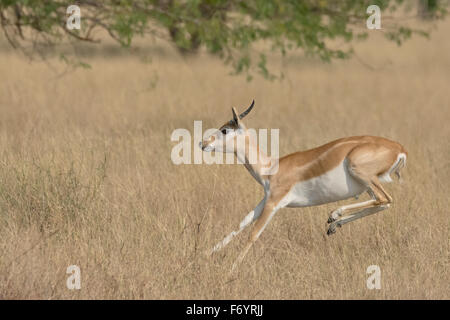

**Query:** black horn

left=239, top=100, right=255, bottom=119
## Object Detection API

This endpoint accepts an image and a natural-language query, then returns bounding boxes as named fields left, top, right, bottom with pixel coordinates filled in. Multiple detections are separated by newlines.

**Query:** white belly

left=285, top=160, right=367, bottom=208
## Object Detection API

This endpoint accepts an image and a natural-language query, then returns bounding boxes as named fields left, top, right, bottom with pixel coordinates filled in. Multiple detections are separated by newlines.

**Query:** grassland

left=0, top=18, right=449, bottom=299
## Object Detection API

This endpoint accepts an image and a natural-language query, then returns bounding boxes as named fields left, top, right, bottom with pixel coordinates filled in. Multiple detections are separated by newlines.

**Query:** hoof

left=327, top=224, right=336, bottom=236
left=328, top=209, right=342, bottom=224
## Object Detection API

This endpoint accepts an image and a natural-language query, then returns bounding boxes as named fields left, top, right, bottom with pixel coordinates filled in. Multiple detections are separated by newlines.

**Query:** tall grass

left=0, top=18, right=448, bottom=299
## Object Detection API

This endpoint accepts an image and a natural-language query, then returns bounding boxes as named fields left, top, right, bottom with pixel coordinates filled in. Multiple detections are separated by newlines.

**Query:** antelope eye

left=221, top=128, right=228, bottom=134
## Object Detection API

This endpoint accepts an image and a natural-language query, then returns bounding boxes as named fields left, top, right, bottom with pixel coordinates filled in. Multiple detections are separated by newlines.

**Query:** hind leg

left=333, top=204, right=390, bottom=230
left=327, top=178, right=393, bottom=235
left=327, top=145, right=395, bottom=235
left=328, top=198, right=377, bottom=223
left=327, top=175, right=392, bottom=223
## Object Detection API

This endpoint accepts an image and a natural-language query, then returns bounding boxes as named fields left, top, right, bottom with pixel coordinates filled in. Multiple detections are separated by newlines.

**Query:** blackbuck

left=200, top=100, right=407, bottom=270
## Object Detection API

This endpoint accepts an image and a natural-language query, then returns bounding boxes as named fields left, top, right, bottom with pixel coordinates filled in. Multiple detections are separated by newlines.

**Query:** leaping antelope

left=200, top=100, right=407, bottom=270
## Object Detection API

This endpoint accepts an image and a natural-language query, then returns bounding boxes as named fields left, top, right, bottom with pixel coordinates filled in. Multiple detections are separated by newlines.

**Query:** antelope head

left=200, top=100, right=255, bottom=153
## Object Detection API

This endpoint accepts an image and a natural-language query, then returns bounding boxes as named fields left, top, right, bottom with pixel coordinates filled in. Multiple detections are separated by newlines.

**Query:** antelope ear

left=231, top=107, right=240, bottom=125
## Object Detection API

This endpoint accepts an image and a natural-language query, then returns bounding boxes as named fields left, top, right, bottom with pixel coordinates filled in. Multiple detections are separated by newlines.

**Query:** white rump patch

left=378, top=153, right=407, bottom=183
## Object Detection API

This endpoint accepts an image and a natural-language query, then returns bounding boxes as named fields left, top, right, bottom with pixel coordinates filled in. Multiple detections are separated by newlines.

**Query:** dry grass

left=0, top=18, right=449, bottom=300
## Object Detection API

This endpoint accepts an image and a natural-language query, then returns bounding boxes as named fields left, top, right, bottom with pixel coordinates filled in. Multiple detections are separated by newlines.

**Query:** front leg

left=232, top=195, right=288, bottom=271
left=209, top=197, right=266, bottom=255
